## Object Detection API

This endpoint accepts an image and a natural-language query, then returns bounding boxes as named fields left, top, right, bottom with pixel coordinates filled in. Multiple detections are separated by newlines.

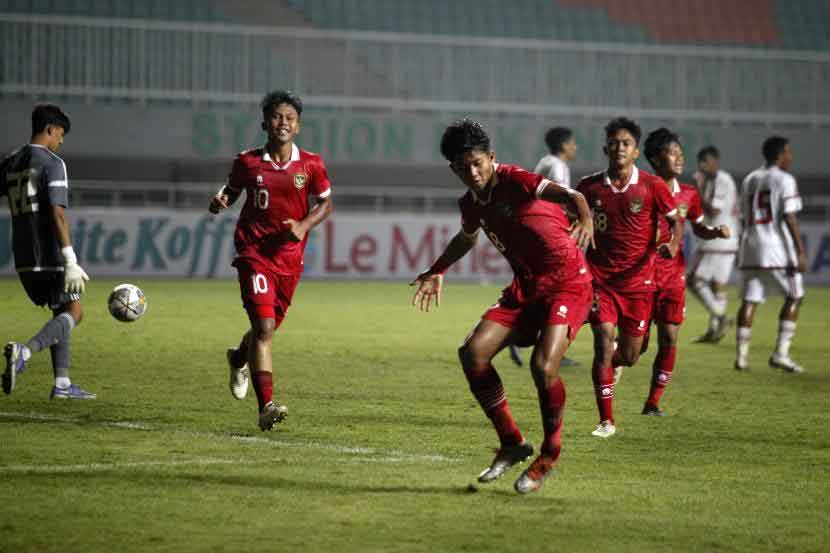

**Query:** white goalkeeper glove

left=61, top=246, right=90, bottom=295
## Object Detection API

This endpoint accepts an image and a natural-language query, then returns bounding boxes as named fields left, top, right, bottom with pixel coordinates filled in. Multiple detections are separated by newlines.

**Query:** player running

left=576, top=117, right=681, bottom=438
left=209, top=90, right=333, bottom=430
left=689, top=146, right=739, bottom=343
left=735, top=136, right=807, bottom=373
left=1, top=104, right=94, bottom=399
left=637, top=129, right=730, bottom=416
left=411, top=119, right=594, bottom=494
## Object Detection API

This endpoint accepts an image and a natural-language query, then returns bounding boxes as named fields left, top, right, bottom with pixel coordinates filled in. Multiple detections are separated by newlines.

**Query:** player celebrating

left=689, top=146, right=739, bottom=343
left=411, top=119, right=594, bottom=494
left=639, top=129, right=730, bottom=416
left=209, top=90, right=333, bottom=430
left=1, top=104, right=94, bottom=399
left=576, top=117, right=681, bottom=438
left=735, top=136, right=807, bottom=373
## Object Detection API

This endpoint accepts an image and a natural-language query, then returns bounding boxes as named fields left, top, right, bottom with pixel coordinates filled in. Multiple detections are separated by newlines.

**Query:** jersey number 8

left=594, top=211, right=608, bottom=232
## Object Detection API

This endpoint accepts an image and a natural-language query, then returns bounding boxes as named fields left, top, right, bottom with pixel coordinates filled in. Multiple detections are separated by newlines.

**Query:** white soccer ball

left=107, top=283, right=147, bottom=323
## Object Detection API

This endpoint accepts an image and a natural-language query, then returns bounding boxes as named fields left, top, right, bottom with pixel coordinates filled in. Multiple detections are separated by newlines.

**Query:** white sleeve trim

left=694, top=215, right=705, bottom=224
left=535, top=179, right=551, bottom=198
left=316, top=188, right=332, bottom=199
left=48, top=180, right=68, bottom=188
left=665, top=208, right=678, bottom=217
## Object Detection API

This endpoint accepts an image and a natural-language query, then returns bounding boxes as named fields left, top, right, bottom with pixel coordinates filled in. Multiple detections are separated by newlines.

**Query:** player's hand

left=569, top=217, right=595, bottom=250
left=64, top=263, right=90, bottom=295
left=658, top=242, right=678, bottom=259
left=410, top=271, right=443, bottom=312
left=209, top=193, right=230, bottom=214
left=282, top=219, right=308, bottom=242
left=718, top=224, right=731, bottom=239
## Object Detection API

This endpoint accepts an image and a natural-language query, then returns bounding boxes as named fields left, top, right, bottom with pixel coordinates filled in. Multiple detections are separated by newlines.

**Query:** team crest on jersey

left=256, top=175, right=264, bottom=185
left=630, top=197, right=643, bottom=213
left=677, top=203, right=689, bottom=218
left=293, top=174, right=307, bottom=189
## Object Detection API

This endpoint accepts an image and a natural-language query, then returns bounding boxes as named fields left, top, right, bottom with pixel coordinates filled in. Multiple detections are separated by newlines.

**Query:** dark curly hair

left=604, top=116, right=641, bottom=145
left=261, top=90, right=303, bottom=118
left=544, top=126, right=574, bottom=155
left=644, top=127, right=680, bottom=170
left=31, top=104, right=71, bottom=137
left=440, top=118, right=491, bottom=162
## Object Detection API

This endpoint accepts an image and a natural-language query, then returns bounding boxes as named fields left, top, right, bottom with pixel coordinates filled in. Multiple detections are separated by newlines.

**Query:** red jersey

left=228, top=144, right=332, bottom=275
left=654, top=180, right=704, bottom=290
left=459, top=163, right=591, bottom=301
left=576, top=166, right=677, bottom=292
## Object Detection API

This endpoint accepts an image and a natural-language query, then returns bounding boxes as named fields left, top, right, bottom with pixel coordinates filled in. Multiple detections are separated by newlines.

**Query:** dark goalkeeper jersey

left=0, top=144, right=70, bottom=272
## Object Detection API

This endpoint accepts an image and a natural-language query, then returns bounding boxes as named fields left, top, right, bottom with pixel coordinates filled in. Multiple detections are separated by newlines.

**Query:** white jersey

left=695, top=169, right=739, bottom=252
left=738, top=165, right=802, bottom=270
left=534, top=154, right=570, bottom=188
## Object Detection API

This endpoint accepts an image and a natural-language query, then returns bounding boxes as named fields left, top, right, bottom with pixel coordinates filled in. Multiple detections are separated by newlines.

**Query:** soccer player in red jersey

left=576, top=117, right=681, bottom=438
left=208, top=90, right=333, bottom=431
left=411, top=119, right=595, bottom=494
left=637, top=128, right=730, bottom=416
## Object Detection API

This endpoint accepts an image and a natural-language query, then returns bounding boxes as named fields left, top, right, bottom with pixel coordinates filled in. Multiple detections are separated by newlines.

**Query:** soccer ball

left=107, top=283, right=147, bottom=322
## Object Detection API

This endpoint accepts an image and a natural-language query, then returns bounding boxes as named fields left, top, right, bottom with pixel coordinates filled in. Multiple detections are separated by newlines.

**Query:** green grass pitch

left=0, top=277, right=828, bottom=553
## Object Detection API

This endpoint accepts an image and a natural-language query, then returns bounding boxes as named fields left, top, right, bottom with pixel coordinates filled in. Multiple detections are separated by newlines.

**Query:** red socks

left=252, top=370, right=273, bottom=412
left=646, top=346, right=676, bottom=408
left=593, top=365, right=615, bottom=423
left=539, top=377, right=566, bottom=461
left=467, top=366, right=523, bottom=447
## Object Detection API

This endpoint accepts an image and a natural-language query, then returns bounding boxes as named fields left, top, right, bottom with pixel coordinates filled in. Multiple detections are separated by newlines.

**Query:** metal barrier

left=2, top=13, right=830, bottom=127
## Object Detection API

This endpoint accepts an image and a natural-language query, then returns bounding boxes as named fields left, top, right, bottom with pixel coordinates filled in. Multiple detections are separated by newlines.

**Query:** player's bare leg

left=515, top=324, right=570, bottom=494
left=769, top=297, right=805, bottom=373
left=735, top=301, right=758, bottom=371
left=227, top=331, right=251, bottom=400
left=459, top=320, right=533, bottom=483
left=643, top=322, right=679, bottom=416
left=247, top=316, right=286, bottom=430
left=590, top=322, right=619, bottom=437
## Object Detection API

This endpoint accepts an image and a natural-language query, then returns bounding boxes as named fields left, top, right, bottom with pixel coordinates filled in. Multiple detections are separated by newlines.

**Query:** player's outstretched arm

left=51, top=205, right=89, bottom=294
left=410, top=230, right=477, bottom=312
left=783, top=213, right=808, bottom=273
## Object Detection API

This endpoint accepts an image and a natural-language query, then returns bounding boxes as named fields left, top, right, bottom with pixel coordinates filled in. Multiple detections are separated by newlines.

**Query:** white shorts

left=740, top=269, right=805, bottom=303
left=690, top=251, right=736, bottom=284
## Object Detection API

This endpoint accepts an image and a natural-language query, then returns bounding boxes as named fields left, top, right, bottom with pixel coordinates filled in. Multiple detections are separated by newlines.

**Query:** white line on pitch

left=0, top=410, right=459, bottom=464
left=0, top=458, right=269, bottom=474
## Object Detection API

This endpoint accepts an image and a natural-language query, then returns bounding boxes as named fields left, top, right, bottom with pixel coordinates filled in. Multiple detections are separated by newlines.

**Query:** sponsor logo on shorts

left=638, top=320, right=645, bottom=329
left=557, top=305, right=568, bottom=318
left=294, top=174, right=307, bottom=189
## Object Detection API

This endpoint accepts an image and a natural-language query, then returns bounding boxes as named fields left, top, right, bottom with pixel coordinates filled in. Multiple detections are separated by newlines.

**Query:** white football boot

left=769, top=354, right=806, bottom=374
left=477, top=441, right=534, bottom=483
left=227, top=348, right=249, bottom=400
left=591, top=420, right=616, bottom=438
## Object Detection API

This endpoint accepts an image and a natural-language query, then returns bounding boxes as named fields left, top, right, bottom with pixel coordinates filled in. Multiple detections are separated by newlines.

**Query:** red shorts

left=483, top=281, right=592, bottom=345
left=589, top=282, right=653, bottom=337
left=653, top=286, right=686, bottom=325
left=235, top=260, right=300, bottom=326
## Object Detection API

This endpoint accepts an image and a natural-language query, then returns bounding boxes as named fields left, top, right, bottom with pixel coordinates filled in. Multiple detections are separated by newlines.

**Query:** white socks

left=736, top=327, right=752, bottom=367
left=775, top=321, right=797, bottom=358
left=54, top=377, right=71, bottom=389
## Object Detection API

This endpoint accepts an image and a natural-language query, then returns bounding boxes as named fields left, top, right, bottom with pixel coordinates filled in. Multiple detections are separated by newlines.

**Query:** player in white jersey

left=688, top=146, right=740, bottom=343
left=735, top=136, right=807, bottom=373
left=510, top=127, right=580, bottom=368
left=533, top=127, right=576, bottom=188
